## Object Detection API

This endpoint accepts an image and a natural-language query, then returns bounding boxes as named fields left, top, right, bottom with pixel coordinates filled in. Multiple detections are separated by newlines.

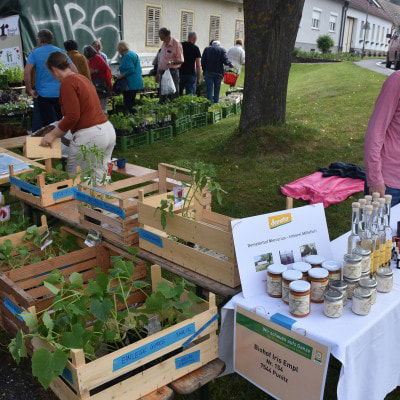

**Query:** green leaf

left=21, top=311, right=38, bottom=330
left=42, top=311, right=54, bottom=333
left=157, top=281, right=176, bottom=299
left=44, top=281, right=60, bottom=295
left=61, top=324, right=86, bottom=349
left=69, top=272, right=83, bottom=288
left=90, top=298, right=113, bottom=322
left=132, top=280, right=149, bottom=289
left=188, top=291, right=204, bottom=304
left=8, top=330, right=27, bottom=364
left=45, top=270, right=63, bottom=285
left=32, top=348, right=68, bottom=389
left=103, top=329, right=117, bottom=342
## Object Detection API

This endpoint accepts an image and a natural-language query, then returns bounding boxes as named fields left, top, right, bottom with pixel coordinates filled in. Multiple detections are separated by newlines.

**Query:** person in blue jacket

left=115, top=41, right=143, bottom=113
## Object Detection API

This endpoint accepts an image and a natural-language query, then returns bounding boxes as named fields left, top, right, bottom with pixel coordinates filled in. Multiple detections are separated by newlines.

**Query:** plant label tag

left=0, top=205, right=10, bottom=222
left=173, top=185, right=185, bottom=207
left=85, top=229, right=102, bottom=247
left=146, top=316, right=162, bottom=336
left=40, top=229, right=53, bottom=251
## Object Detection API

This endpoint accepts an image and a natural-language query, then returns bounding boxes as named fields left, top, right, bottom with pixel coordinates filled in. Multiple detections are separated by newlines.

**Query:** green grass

left=114, top=62, right=400, bottom=399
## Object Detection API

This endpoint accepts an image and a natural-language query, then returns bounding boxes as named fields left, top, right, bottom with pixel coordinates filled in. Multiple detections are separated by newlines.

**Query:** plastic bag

left=160, top=69, right=176, bottom=95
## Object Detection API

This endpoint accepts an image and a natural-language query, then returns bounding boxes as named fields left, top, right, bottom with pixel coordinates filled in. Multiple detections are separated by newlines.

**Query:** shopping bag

left=160, top=69, right=176, bottom=95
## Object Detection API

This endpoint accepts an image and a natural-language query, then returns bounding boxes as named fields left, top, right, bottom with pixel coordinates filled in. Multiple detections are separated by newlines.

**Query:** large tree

left=239, top=0, right=305, bottom=133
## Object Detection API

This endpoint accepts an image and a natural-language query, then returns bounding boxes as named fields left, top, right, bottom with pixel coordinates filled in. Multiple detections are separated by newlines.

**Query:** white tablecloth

left=219, top=204, right=400, bottom=400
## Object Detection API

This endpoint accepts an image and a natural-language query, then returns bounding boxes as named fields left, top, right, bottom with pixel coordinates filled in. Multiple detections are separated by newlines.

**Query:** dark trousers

left=123, top=90, right=137, bottom=113
left=31, top=97, right=43, bottom=132
left=179, top=73, right=197, bottom=95
left=160, top=68, right=180, bottom=103
left=204, top=72, right=223, bottom=103
left=37, top=96, right=62, bottom=127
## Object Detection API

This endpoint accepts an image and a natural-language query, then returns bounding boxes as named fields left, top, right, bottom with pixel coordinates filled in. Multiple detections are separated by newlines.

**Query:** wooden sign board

left=24, top=137, right=62, bottom=159
left=234, top=306, right=330, bottom=400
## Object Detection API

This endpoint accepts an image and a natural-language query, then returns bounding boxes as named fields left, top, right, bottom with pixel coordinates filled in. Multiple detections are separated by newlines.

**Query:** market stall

left=219, top=204, right=400, bottom=400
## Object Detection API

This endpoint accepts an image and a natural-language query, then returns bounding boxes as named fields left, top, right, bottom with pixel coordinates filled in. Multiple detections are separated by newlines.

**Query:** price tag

left=84, top=229, right=102, bottom=247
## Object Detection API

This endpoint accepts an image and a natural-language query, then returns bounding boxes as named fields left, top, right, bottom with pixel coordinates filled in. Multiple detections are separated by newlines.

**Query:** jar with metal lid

left=322, top=260, right=342, bottom=281
left=308, top=267, right=329, bottom=303
left=329, top=280, right=348, bottom=305
left=343, top=253, right=362, bottom=279
left=289, top=280, right=311, bottom=318
left=291, top=262, right=311, bottom=280
left=267, top=264, right=287, bottom=298
left=282, top=270, right=302, bottom=304
left=376, top=267, right=393, bottom=293
left=361, top=271, right=370, bottom=280
left=324, top=289, right=344, bottom=318
left=359, top=277, right=377, bottom=304
left=343, top=276, right=360, bottom=299
left=304, top=255, right=325, bottom=268
left=351, top=287, right=372, bottom=315
left=355, top=247, right=372, bottom=274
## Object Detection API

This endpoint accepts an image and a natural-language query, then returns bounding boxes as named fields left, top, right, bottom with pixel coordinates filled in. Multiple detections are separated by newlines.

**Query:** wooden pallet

left=28, top=265, right=218, bottom=400
left=9, top=161, right=79, bottom=207
left=0, top=244, right=147, bottom=337
left=75, top=163, right=204, bottom=247
left=137, top=189, right=240, bottom=288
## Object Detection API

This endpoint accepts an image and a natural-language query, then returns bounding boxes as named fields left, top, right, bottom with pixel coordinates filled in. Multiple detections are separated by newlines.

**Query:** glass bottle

left=360, top=205, right=374, bottom=252
left=356, top=199, right=366, bottom=248
left=378, top=199, right=387, bottom=269
left=365, top=195, right=372, bottom=205
left=372, top=192, right=381, bottom=202
left=384, top=194, right=393, bottom=266
left=347, top=202, right=360, bottom=255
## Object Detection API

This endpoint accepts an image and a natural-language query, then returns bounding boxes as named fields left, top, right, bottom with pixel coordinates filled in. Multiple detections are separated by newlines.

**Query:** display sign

left=0, top=15, right=23, bottom=67
left=231, top=204, right=332, bottom=298
left=0, top=46, right=23, bottom=68
left=234, top=306, right=330, bottom=400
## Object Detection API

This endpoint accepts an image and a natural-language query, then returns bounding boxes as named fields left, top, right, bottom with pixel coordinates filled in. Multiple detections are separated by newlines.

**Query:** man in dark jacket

left=201, top=41, right=232, bottom=103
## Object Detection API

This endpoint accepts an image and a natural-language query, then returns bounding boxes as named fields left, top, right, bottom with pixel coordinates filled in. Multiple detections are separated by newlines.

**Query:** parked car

left=386, top=29, right=400, bottom=69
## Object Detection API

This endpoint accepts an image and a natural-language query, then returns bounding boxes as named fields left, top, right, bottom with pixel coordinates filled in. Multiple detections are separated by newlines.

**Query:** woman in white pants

left=40, top=51, right=115, bottom=183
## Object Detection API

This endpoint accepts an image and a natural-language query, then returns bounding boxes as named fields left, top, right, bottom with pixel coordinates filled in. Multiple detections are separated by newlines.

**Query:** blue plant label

left=270, top=313, right=296, bottom=330
left=138, top=228, right=163, bottom=248
left=53, top=186, right=77, bottom=201
left=9, top=176, right=41, bottom=196
left=112, top=323, right=195, bottom=372
left=3, top=296, right=23, bottom=321
left=175, top=350, right=200, bottom=369
left=62, top=367, right=73, bottom=384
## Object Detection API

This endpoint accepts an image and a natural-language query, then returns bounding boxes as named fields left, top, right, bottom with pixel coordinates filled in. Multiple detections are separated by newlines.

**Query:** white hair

left=212, top=40, right=221, bottom=46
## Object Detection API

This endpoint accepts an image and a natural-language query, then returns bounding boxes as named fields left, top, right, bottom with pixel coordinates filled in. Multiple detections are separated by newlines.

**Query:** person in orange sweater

left=39, top=52, right=115, bottom=183
left=64, top=40, right=91, bottom=80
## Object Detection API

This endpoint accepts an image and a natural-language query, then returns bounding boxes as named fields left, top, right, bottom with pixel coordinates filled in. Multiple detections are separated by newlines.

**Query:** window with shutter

left=180, top=11, right=194, bottom=43
left=146, top=6, right=161, bottom=47
left=311, top=10, right=321, bottom=29
left=209, top=15, right=221, bottom=42
left=235, top=19, right=244, bottom=42
left=329, top=14, right=337, bottom=32
left=376, top=26, right=380, bottom=43
left=360, top=21, right=365, bottom=38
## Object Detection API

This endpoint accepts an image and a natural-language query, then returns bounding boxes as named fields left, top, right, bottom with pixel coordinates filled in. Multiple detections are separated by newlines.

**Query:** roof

left=377, top=0, right=400, bottom=24
left=349, top=0, right=394, bottom=22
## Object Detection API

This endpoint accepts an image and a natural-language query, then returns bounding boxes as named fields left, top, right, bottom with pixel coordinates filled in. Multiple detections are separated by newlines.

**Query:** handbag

left=92, top=77, right=111, bottom=98
left=112, top=77, right=129, bottom=95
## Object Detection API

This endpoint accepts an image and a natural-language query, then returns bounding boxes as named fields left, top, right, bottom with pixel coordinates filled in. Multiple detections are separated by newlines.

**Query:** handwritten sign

left=234, top=306, right=330, bottom=400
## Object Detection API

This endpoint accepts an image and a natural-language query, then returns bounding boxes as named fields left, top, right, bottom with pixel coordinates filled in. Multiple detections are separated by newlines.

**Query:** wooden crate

left=26, top=265, right=218, bottom=400
left=9, top=161, right=79, bottom=207
left=137, top=191, right=239, bottom=288
left=0, top=215, right=48, bottom=273
left=75, top=163, right=203, bottom=247
left=0, top=243, right=147, bottom=337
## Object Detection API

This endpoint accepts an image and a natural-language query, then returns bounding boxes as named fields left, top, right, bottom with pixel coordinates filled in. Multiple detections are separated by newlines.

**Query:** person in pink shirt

left=364, top=72, right=400, bottom=206
left=156, top=27, right=184, bottom=102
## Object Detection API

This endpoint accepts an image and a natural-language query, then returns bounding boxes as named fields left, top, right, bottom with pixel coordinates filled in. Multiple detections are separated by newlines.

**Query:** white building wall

left=123, top=0, right=243, bottom=70
left=296, top=0, right=343, bottom=51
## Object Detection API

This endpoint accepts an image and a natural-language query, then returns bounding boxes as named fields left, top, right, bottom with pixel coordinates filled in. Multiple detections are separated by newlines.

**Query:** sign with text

left=234, top=306, right=330, bottom=400
left=231, top=204, right=331, bottom=298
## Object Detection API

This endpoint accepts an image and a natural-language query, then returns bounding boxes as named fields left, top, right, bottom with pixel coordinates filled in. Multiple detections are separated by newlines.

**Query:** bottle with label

left=370, top=201, right=381, bottom=274
left=360, top=205, right=374, bottom=252
left=347, top=202, right=360, bottom=255
left=378, top=199, right=387, bottom=269
left=384, top=194, right=393, bottom=266
left=357, top=199, right=367, bottom=242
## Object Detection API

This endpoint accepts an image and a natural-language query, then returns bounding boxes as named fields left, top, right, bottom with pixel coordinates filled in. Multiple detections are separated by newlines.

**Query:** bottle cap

left=365, top=205, right=373, bottom=213
left=308, top=267, right=329, bottom=279
left=372, top=201, right=379, bottom=210
left=324, top=289, right=344, bottom=302
left=289, top=280, right=310, bottom=293
left=359, top=199, right=367, bottom=206
left=267, top=264, right=287, bottom=275
left=291, top=261, right=311, bottom=273
left=322, top=260, right=342, bottom=271
left=384, top=194, right=392, bottom=205
left=282, top=269, right=302, bottom=281
left=352, top=202, right=360, bottom=208
left=372, top=192, right=381, bottom=199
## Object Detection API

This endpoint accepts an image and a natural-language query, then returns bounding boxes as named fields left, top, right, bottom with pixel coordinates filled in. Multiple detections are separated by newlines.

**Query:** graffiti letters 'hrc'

left=28, top=2, right=120, bottom=58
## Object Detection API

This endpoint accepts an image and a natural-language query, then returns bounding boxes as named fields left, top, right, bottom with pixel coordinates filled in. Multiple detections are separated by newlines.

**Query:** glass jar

left=359, top=277, right=377, bottom=304
left=351, top=287, right=372, bottom=316
left=361, top=271, right=370, bottom=280
left=355, top=247, right=372, bottom=274
left=291, top=262, right=311, bottom=281
left=324, top=289, right=344, bottom=318
left=343, top=253, right=362, bottom=279
left=304, top=255, right=325, bottom=268
left=329, top=280, right=348, bottom=306
left=267, top=264, right=287, bottom=298
left=322, top=260, right=342, bottom=281
left=343, top=276, right=360, bottom=299
left=282, top=270, right=302, bottom=304
left=289, top=280, right=311, bottom=318
left=308, top=267, right=329, bottom=303
left=376, top=267, right=394, bottom=293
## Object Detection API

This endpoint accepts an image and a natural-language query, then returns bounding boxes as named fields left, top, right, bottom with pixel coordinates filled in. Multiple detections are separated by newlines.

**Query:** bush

left=317, top=35, right=334, bottom=54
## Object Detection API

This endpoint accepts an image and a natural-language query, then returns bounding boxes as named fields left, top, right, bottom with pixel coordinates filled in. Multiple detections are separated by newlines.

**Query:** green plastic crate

left=173, top=116, right=192, bottom=136
left=208, top=110, right=223, bottom=124
left=191, top=113, right=208, bottom=129
left=149, top=125, right=174, bottom=143
left=233, top=102, right=242, bottom=114
left=115, top=131, right=150, bottom=151
left=222, top=104, right=235, bottom=118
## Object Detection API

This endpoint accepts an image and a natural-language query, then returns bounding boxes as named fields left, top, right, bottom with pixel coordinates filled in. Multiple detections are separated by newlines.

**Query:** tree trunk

left=239, top=0, right=305, bottom=133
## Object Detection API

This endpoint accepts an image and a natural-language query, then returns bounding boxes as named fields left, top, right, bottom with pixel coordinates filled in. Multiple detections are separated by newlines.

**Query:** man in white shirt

left=227, top=39, right=245, bottom=74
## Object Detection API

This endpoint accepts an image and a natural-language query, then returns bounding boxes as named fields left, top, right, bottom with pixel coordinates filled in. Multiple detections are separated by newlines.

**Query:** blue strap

left=52, top=186, right=77, bottom=201
left=182, top=313, right=219, bottom=349
left=10, top=176, right=41, bottom=196
left=138, top=228, right=163, bottom=248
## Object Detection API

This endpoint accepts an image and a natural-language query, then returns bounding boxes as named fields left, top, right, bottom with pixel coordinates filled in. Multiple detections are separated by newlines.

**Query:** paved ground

left=354, top=58, right=394, bottom=76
